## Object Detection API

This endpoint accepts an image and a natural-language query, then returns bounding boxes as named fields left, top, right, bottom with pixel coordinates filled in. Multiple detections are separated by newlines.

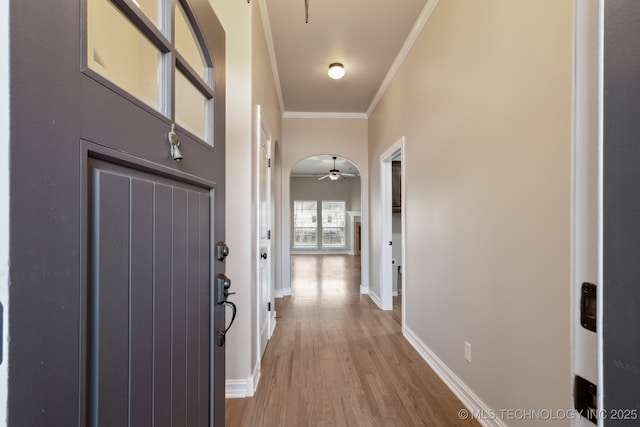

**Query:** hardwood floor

left=225, top=255, right=479, bottom=427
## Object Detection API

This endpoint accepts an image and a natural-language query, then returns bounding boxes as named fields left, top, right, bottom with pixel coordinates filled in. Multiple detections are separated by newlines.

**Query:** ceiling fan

left=317, top=156, right=357, bottom=181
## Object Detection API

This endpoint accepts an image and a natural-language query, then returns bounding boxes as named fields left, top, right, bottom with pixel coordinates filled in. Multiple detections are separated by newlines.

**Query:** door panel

left=603, top=0, right=640, bottom=421
left=88, top=159, right=212, bottom=426
left=9, top=0, right=226, bottom=424
left=257, top=108, right=272, bottom=359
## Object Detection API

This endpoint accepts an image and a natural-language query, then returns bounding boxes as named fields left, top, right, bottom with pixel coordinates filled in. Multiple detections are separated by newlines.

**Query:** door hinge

left=267, top=158, right=271, bottom=168
left=268, top=230, right=271, bottom=240
left=268, top=302, right=271, bottom=311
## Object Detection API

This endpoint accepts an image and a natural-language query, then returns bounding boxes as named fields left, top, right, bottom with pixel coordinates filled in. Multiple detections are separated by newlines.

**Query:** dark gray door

left=603, top=0, right=640, bottom=423
left=9, top=0, right=226, bottom=425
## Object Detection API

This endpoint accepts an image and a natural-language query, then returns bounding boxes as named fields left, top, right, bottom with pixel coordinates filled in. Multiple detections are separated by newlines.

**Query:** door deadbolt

left=216, top=241, right=230, bottom=261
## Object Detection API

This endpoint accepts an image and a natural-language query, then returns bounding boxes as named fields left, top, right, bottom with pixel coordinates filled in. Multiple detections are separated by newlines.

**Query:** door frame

left=255, top=104, right=274, bottom=364
left=572, top=1, right=602, bottom=423
left=380, top=137, right=405, bottom=315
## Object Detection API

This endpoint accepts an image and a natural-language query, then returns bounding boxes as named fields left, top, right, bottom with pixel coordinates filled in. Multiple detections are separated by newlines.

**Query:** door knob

left=261, top=252, right=268, bottom=260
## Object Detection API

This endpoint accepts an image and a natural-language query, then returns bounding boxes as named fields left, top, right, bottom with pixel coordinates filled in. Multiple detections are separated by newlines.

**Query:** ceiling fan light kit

left=317, top=156, right=356, bottom=181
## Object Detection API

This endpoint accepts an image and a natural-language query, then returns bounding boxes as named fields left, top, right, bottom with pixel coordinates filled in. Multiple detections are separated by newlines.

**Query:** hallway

left=226, top=255, right=479, bottom=426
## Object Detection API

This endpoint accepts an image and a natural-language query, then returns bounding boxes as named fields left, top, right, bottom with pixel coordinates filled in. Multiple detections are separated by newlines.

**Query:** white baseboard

left=360, top=284, right=369, bottom=294
left=275, top=288, right=292, bottom=298
left=403, top=327, right=506, bottom=427
left=270, top=313, right=277, bottom=337
left=225, top=362, right=262, bottom=399
left=368, top=290, right=382, bottom=309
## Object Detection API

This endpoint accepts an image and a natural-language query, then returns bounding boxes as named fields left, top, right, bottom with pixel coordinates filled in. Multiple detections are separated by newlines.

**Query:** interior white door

left=257, top=106, right=273, bottom=359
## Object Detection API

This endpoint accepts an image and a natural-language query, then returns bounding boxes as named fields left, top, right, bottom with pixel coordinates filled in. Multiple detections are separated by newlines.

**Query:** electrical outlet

left=464, top=341, right=472, bottom=363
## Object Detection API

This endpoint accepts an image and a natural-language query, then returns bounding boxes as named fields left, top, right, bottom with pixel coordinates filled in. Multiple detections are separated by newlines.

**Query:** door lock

left=216, top=241, right=230, bottom=261
left=215, top=273, right=236, bottom=346
left=215, top=274, right=235, bottom=304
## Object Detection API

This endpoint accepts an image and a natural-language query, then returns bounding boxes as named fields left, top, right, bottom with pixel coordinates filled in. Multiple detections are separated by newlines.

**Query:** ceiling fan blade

left=317, top=175, right=330, bottom=180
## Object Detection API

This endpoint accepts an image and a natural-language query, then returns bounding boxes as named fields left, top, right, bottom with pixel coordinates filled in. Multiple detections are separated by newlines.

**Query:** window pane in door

left=87, top=0, right=162, bottom=112
left=175, top=70, right=208, bottom=142
left=131, top=0, right=162, bottom=29
left=175, top=2, right=208, bottom=83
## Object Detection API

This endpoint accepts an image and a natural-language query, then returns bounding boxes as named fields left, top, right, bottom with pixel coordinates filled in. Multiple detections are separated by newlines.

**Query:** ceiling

left=291, top=155, right=360, bottom=178
left=264, top=0, right=430, bottom=114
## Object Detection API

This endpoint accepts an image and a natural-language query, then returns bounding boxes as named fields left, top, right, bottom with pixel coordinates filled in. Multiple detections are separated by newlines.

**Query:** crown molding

left=283, top=111, right=368, bottom=120
left=258, top=0, right=285, bottom=113
left=366, top=0, right=441, bottom=117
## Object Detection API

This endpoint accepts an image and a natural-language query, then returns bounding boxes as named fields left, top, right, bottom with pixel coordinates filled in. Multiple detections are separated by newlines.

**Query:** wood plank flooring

left=225, top=255, right=479, bottom=427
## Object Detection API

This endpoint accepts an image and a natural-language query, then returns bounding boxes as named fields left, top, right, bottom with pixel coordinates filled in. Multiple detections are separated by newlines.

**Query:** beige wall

left=208, top=0, right=282, bottom=392
left=368, top=0, right=573, bottom=423
left=208, top=0, right=253, bottom=387
left=281, top=117, right=369, bottom=294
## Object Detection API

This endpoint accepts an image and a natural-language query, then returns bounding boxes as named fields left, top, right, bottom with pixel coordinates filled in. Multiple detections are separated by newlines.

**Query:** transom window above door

left=85, top=0, right=216, bottom=145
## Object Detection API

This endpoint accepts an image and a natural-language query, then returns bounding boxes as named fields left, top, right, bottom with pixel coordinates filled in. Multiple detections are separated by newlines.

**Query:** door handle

left=215, top=274, right=234, bottom=304
left=260, top=252, right=268, bottom=260
left=217, top=301, right=237, bottom=347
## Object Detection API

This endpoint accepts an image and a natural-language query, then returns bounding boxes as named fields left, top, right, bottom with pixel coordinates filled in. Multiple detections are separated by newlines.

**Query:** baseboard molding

left=368, top=290, right=382, bottom=309
left=403, top=327, right=506, bottom=427
left=225, top=379, right=253, bottom=399
left=270, top=313, right=277, bottom=337
left=282, top=287, right=292, bottom=296
left=274, top=289, right=284, bottom=298
left=225, top=362, right=262, bottom=399
left=360, top=284, right=369, bottom=294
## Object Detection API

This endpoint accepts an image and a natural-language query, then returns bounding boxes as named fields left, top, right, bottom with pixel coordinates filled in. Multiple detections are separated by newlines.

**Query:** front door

left=9, top=0, right=226, bottom=425
left=603, top=0, right=640, bottom=419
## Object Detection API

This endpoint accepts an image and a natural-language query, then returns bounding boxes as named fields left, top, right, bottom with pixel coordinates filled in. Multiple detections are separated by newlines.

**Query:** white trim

left=224, top=379, right=254, bottom=399
left=274, top=288, right=293, bottom=297
left=404, top=327, right=507, bottom=427
left=571, top=2, right=601, bottom=426
left=367, top=290, right=382, bottom=309
left=225, top=362, right=262, bottom=398
left=257, top=0, right=285, bottom=113
left=596, top=0, right=605, bottom=418
left=360, top=285, right=369, bottom=295
left=255, top=104, right=274, bottom=368
left=379, top=137, right=405, bottom=311
left=367, top=0, right=441, bottom=117
left=282, top=112, right=368, bottom=120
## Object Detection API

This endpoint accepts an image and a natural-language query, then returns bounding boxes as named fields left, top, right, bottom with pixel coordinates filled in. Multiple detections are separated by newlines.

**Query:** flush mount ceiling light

left=328, top=63, right=345, bottom=80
